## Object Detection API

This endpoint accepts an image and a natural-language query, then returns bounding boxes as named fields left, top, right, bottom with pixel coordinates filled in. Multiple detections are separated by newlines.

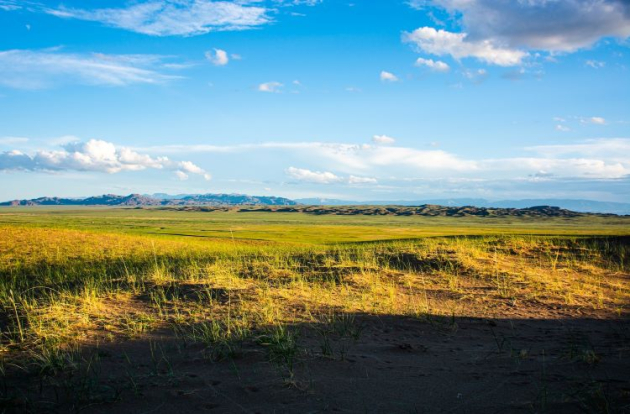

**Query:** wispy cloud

left=583, top=116, right=607, bottom=125
left=347, top=175, right=378, bottom=184
left=372, top=135, right=396, bottom=145
left=0, top=49, right=183, bottom=89
left=44, top=0, right=270, bottom=37
left=286, top=167, right=342, bottom=184
left=0, top=4, right=20, bottom=11
left=586, top=60, right=606, bottom=69
left=555, top=124, right=571, bottom=132
left=462, top=68, right=488, bottom=83
left=0, top=137, right=29, bottom=146
left=287, top=167, right=377, bottom=185
left=136, top=138, right=630, bottom=180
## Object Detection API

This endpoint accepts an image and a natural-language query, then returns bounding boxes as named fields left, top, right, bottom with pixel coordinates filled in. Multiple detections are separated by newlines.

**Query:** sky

left=0, top=0, right=629, bottom=202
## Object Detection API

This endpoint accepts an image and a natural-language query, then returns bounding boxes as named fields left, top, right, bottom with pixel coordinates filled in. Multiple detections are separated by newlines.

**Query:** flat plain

left=1, top=207, right=629, bottom=413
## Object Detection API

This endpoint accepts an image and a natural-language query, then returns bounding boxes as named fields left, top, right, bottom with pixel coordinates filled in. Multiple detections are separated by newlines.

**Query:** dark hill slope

left=159, top=204, right=620, bottom=217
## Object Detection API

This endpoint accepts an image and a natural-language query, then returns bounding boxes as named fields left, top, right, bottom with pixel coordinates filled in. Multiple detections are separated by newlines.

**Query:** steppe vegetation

left=0, top=208, right=629, bottom=413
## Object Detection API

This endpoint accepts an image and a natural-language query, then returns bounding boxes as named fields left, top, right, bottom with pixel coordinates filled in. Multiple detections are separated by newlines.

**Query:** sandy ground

left=24, top=310, right=617, bottom=413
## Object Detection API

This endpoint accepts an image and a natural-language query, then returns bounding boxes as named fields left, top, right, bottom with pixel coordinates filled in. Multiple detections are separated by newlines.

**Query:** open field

left=1, top=208, right=629, bottom=413
left=1, top=207, right=630, bottom=243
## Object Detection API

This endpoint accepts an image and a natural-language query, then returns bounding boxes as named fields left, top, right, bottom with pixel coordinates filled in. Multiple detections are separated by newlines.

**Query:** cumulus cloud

left=0, top=139, right=211, bottom=179
left=286, top=167, right=377, bottom=185
left=372, top=135, right=396, bottom=145
left=0, top=49, right=182, bottom=89
left=0, top=151, right=35, bottom=171
left=205, top=48, right=229, bottom=66
left=44, top=1, right=270, bottom=37
left=178, top=160, right=205, bottom=174
left=380, top=71, right=399, bottom=82
left=409, top=0, right=630, bottom=56
left=415, top=57, right=450, bottom=72
left=258, top=81, right=283, bottom=93
left=404, top=27, right=527, bottom=66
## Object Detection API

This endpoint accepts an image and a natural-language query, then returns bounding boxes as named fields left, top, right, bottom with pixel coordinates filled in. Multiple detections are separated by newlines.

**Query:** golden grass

left=1, top=225, right=628, bottom=369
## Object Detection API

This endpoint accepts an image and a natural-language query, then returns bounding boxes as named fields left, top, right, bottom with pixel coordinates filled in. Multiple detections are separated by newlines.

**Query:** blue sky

left=0, top=0, right=629, bottom=202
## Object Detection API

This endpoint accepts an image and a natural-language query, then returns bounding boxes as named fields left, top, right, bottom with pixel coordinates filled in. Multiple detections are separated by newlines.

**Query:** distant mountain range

left=0, top=193, right=297, bottom=207
left=295, top=198, right=630, bottom=215
left=1, top=193, right=628, bottom=215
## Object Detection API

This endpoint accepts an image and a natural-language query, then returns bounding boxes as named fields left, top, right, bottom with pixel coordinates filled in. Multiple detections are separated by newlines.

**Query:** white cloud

left=380, top=71, right=399, bottom=82
left=287, top=167, right=342, bottom=184
left=404, top=27, right=527, bottom=66
left=0, top=139, right=211, bottom=179
left=205, top=48, right=229, bottom=66
left=178, top=160, right=206, bottom=174
left=415, top=57, right=450, bottom=72
left=462, top=68, right=488, bottom=83
left=44, top=1, right=270, bottom=37
left=587, top=116, right=607, bottom=125
left=138, top=138, right=630, bottom=181
left=175, top=170, right=189, bottom=180
left=555, top=124, right=571, bottom=132
left=526, top=138, right=630, bottom=159
left=258, top=81, right=283, bottom=93
left=286, top=167, right=377, bottom=185
left=348, top=175, right=378, bottom=184
left=291, top=0, right=323, bottom=5
left=0, top=137, right=29, bottom=146
left=37, top=140, right=169, bottom=173
left=0, top=49, right=181, bottom=89
left=586, top=60, right=606, bottom=69
left=372, top=135, right=396, bottom=145
left=412, top=0, right=630, bottom=53
left=483, top=157, right=628, bottom=179
left=136, top=142, right=479, bottom=173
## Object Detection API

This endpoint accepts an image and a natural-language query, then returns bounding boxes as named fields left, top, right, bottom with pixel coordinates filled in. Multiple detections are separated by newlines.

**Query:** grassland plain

left=0, top=207, right=629, bottom=413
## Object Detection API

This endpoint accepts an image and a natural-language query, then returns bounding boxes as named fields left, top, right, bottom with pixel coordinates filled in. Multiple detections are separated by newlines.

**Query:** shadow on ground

left=2, top=311, right=629, bottom=414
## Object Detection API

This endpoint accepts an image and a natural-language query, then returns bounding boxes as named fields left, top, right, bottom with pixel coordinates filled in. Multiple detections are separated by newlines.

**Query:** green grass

left=1, top=206, right=629, bottom=244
